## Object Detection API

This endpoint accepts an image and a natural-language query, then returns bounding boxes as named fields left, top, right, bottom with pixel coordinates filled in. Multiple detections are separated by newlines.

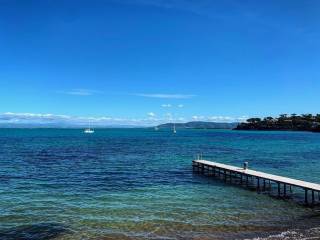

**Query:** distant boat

left=154, top=126, right=159, bottom=131
left=173, top=123, right=177, bottom=134
left=84, top=128, right=94, bottom=134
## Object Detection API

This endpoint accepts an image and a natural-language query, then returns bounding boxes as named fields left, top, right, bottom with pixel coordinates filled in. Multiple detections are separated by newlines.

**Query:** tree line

left=235, top=114, right=320, bottom=132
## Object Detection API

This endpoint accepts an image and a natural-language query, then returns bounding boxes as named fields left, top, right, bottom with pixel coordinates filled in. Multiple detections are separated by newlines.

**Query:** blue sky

left=0, top=0, right=320, bottom=126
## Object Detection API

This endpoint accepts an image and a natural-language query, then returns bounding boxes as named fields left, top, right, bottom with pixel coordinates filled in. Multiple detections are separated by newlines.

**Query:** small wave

left=245, top=227, right=320, bottom=240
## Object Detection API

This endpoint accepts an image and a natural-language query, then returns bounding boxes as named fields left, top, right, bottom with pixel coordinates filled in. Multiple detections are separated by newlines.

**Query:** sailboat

left=173, top=123, right=177, bottom=134
left=84, top=128, right=94, bottom=134
left=84, top=123, right=94, bottom=134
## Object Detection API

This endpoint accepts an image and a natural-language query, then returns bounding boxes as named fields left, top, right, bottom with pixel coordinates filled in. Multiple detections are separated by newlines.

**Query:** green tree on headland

left=247, top=118, right=261, bottom=123
left=264, top=117, right=273, bottom=121
left=234, top=114, right=320, bottom=132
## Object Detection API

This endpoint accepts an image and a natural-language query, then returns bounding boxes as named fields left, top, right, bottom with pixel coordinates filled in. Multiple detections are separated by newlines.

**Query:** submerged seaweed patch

left=0, top=223, right=70, bottom=240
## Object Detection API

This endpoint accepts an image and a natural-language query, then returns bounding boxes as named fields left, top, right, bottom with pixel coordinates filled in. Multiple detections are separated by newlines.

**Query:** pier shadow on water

left=0, top=223, right=70, bottom=240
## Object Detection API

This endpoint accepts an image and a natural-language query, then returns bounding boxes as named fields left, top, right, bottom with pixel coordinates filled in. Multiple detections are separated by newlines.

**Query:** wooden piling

left=305, top=189, right=308, bottom=205
left=284, top=184, right=286, bottom=197
left=312, top=190, right=315, bottom=206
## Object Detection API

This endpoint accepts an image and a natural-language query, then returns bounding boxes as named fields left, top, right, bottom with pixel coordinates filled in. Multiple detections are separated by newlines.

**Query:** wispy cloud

left=135, top=93, right=195, bottom=99
left=59, top=89, right=102, bottom=96
left=161, top=104, right=184, bottom=108
left=207, top=116, right=248, bottom=123
left=161, top=104, right=172, bottom=108
left=0, top=112, right=71, bottom=121
left=0, top=112, right=152, bottom=126
left=117, top=0, right=298, bottom=35
left=118, top=0, right=214, bottom=17
left=192, top=115, right=205, bottom=121
left=117, top=0, right=246, bottom=21
left=191, top=115, right=248, bottom=123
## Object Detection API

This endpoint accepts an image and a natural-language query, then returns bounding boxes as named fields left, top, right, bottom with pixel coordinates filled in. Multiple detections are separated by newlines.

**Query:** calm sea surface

left=0, top=128, right=320, bottom=240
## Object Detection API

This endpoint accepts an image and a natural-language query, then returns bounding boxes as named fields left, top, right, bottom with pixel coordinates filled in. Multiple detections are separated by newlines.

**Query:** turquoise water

left=0, top=129, right=320, bottom=239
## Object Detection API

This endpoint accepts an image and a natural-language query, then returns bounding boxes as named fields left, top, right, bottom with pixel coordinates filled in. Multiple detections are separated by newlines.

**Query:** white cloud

left=207, top=116, right=248, bottom=123
left=0, top=112, right=148, bottom=126
left=135, top=93, right=195, bottom=99
left=1, top=112, right=71, bottom=120
left=161, top=104, right=172, bottom=108
left=59, top=89, right=102, bottom=96
left=161, top=104, right=184, bottom=108
left=192, top=115, right=205, bottom=121
left=0, top=112, right=165, bottom=127
left=236, top=116, right=249, bottom=122
left=0, top=112, right=248, bottom=127
left=147, top=112, right=156, bottom=117
left=207, top=116, right=232, bottom=122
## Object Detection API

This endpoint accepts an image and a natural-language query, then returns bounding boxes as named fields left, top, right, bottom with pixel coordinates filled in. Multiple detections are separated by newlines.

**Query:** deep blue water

left=0, top=128, right=320, bottom=240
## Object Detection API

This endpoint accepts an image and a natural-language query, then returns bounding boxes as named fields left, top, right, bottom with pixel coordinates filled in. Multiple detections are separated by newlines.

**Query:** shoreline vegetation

left=157, top=114, right=320, bottom=133
left=234, top=114, right=320, bottom=132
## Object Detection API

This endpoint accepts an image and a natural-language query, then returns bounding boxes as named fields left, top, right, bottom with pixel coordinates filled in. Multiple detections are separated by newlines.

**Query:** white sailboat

left=84, top=122, right=94, bottom=134
left=173, top=123, right=177, bottom=134
left=84, top=128, right=94, bottom=134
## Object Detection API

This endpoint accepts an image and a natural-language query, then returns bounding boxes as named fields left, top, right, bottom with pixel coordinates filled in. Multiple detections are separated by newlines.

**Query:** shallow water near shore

left=0, top=128, right=320, bottom=239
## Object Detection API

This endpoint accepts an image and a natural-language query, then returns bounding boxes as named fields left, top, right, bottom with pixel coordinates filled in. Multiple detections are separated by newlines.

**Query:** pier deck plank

left=194, top=160, right=320, bottom=192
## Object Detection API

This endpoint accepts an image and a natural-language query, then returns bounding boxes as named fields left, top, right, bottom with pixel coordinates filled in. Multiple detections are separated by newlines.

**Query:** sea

left=0, top=128, right=319, bottom=240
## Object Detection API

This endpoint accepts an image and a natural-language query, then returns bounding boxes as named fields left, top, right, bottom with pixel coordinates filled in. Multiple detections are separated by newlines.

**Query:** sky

left=0, top=0, right=320, bottom=126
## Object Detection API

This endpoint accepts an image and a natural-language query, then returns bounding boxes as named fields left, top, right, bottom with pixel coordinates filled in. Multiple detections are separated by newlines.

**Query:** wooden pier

left=193, top=159, right=320, bottom=206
